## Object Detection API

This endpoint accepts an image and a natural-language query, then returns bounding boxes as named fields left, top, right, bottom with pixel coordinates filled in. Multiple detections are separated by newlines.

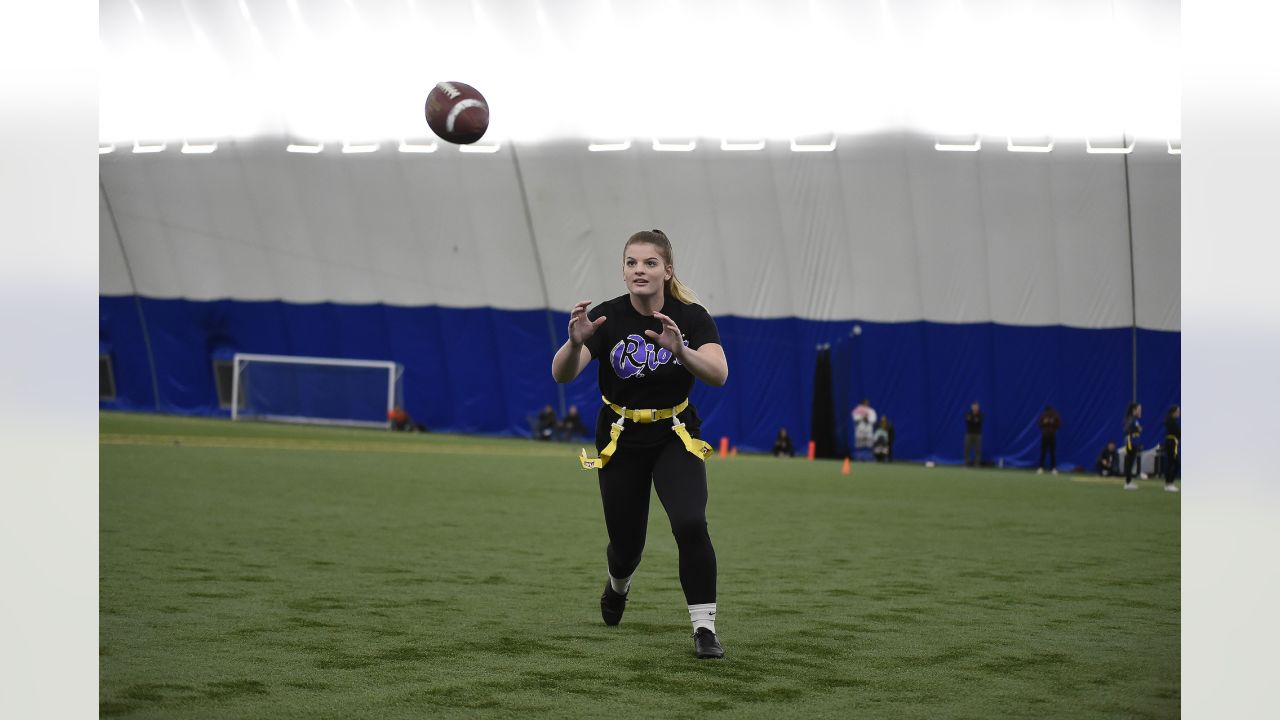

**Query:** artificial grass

left=100, top=412, right=1179, bottom=718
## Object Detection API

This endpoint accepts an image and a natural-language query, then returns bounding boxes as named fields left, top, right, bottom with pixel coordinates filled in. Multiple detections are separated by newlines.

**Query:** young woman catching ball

left=551, top=230, right=729, bottom=659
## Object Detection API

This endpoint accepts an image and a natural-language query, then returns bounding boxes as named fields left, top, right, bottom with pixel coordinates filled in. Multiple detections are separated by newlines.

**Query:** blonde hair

left=624, top=229, right=700, bottom=305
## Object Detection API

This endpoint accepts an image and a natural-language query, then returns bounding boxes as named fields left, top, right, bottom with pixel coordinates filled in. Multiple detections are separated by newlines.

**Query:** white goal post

left=230, top=353, right=403, bottom=429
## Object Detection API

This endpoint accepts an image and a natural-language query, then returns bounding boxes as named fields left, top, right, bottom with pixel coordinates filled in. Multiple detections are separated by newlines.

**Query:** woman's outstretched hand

left=569, top=300, right=606, bottom=346
left=645, top=312, right=685, bottom=356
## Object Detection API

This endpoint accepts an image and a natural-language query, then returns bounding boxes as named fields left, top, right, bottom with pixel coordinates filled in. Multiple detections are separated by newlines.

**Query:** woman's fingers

left=654, top=312, right=680, bottom=336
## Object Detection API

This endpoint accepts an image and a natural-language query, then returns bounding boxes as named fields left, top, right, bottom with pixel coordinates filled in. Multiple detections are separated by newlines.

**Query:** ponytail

left=667, top=275, right=699, bottom=305
left=1124, top=402, right=1140, bottom=430
left=625, top=229, right=700, bottom=305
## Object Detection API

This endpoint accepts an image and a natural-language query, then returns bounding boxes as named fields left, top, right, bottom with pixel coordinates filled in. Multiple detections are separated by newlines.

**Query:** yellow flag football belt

left=578, top=396, right=715, bottom=470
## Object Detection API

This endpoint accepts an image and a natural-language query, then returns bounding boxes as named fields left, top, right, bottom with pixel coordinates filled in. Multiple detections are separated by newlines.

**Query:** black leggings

left=1162, top=438, right=1179, bottom=483
left=1124, top=443, right=1141, bottom=482
left=1038, top=436, right=1057, bottom=470
left=598, top=436, right=717, bottom=605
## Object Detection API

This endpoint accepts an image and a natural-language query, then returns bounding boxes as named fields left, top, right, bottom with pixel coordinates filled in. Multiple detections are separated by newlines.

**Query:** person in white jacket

left=852, top=398, right=878, bottom=452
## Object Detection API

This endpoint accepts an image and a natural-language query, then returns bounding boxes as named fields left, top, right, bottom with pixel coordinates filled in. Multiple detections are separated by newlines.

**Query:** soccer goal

left=230, top=353, right=403, bottom=429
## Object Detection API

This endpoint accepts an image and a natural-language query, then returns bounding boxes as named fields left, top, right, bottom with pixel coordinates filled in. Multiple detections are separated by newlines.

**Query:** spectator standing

left=963, top=402, right=983, bottom=467
left=1036, top=405, right=1061, bottom=475
left=872, top=421, right=891, bottom=462
left=851, top=399, right=878, bottom=454
left=877, top=417, right=896, bottom=462
left=1161, top=405, right=1180, bottom=492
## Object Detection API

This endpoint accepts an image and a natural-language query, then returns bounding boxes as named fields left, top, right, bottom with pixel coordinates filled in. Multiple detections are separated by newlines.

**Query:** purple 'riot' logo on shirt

left=609, top=334, right=687, bottom=379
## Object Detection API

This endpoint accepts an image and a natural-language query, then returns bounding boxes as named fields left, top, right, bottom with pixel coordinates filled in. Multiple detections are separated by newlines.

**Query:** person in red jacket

left=387, top=406, right=425, bottom=432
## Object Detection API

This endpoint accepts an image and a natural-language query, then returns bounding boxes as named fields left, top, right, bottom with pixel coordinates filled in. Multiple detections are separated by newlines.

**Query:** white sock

left=689, top=603, right=717, bottom=634
left=608, top=572, right=631, bottom=595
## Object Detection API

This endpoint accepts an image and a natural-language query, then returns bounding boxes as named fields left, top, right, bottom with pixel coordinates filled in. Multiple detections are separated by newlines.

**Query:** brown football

left=425, top=81, right=490, bottom=145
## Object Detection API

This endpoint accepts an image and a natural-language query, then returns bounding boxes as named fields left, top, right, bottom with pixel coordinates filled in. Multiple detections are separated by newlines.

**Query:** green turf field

left=100, top=411, right=1179, bottom=719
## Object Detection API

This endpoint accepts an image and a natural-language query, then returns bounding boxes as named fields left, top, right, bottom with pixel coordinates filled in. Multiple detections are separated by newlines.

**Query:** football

left=424, top=81, right=490, bottom=145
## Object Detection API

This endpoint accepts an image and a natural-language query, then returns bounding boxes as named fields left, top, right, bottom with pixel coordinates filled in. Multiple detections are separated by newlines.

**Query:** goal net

left=231, top=353, right=403, bottom=428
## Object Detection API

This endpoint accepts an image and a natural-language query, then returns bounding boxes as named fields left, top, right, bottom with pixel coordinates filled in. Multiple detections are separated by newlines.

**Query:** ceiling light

left=652, top=139, right=696, bottom=152
left=1085, top=138, right=1134, bottom=154
left=1006, top=137, right=1054, bottom=153
left=790, top=137, right=837, bottom=152
left=398, top=140, right=438, bottom=153
left=934, top=135, right=981, bottom=152
left=341, top=141, right=380, bottom=154
left=587, top=141, right=632, bottom=152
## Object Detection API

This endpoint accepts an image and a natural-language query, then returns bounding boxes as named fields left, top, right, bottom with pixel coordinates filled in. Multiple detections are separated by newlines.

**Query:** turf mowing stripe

left=99, top=432, right=812, bottom=465
left=99, top=433, right=577, bottom=459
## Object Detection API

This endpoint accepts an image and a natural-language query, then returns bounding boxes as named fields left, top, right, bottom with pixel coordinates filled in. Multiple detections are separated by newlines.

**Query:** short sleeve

left=684, top=304, right=720, bottom=350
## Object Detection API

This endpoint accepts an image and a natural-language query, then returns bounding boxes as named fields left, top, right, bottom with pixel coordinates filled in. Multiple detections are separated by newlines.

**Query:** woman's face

left=1135, top=404, right=1143, bottom=417
left=623, top=242, right=671, bottom=298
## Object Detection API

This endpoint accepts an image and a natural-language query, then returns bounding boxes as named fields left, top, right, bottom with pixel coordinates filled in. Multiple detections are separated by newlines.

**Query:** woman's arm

left=675, top=342, right=729, bottom=387
left=552, top=341, right=593, bottom=384
left=552, top=300, right=605, bottom=383
left=647, top=311, right=728, bottom=387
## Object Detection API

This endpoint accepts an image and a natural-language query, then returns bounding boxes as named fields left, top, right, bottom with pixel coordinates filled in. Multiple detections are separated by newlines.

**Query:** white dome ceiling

left=99, top=0, right=1180, bottom=144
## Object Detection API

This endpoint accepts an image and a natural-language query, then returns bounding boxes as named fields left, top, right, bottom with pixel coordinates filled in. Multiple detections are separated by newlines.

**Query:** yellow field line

left=99, top=433, right=573, bottom=459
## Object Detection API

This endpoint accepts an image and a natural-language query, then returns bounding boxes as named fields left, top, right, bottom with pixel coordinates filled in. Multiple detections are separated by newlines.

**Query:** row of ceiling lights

left=99, top=137, right=1183, bottom=156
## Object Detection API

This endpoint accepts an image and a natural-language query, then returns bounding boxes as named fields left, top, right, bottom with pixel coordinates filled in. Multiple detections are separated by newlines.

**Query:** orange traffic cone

left=841, top=457, right=852, bottom=475
left=730, top=447, right=738, bottom=457
left=719, top=437, right=730, bottom=459
left=807, top=441, right=816, bottom=461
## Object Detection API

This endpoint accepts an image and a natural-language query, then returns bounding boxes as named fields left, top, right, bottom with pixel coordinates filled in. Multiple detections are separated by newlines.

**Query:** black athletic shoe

left=600, top=583, right=627, bottom=626
left=693, top=628, right=725, bottom=659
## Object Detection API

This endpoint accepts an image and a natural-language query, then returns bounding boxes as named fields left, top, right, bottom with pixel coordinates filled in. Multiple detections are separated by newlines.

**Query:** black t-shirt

left=965, top=411, right=983, bottom=434
left=584, top=294, right=721, bottom=449
left=1125, top=417, right=1142, bottom=439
